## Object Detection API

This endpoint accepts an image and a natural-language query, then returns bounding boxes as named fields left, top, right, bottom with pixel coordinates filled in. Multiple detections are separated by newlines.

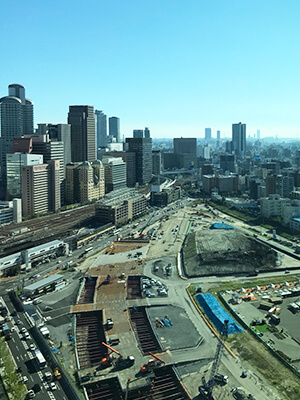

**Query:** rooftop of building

left=96, top=188, right=144, bottom=207
left=24, top=240, right=63, bottom=256
left=23, top=273, right=63, bottom=292
left=102, top=156, right=125, bottom=165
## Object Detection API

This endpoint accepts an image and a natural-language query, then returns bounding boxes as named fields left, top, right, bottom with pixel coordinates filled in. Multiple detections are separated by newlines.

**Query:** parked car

left=27, top=390, right=35, bottom=398
left=44, top=371, right=52, bottom=382
left=157, top=288, right=168, bottom=297
left=145, top=290, right=155, bottom=298
left=49, top=382, right=57, bottom=391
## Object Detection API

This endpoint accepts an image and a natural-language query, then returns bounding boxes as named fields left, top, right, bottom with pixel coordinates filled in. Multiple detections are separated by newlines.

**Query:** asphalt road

left=2, top=295, right=68, bottom=400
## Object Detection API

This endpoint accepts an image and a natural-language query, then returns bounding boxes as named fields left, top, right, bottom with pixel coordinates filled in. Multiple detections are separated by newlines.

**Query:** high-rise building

left=144, top=127, right=150, bottom=138
left=65, top=163, right=80, bottom=205
left=65, top=161, right=105, bottom=204
left=6, top=153, right=43, bottom=199
left=0, top=84, right=34, bottom=195
left=8, top=84, right=34, bottom=136
left=109, top=117, right=120, bottom=143
left=31, top=135, right=65, bottom=204
left=232, top=122, right=246, bottom=158
left=216, top=130, right=221, bottom=149
left=205, top=128, right=211, bottom=140
left=173, top=138, right=197, bottom=169
left=104, top=151, right=136, bottom=187
left=133, top=129, right=144, bottom=138
left=95, top=110, right=107, bottom=149
left=11, top=137, right=33, bottom=154
left=276, top=175, right=294, bottom=198
left=21, top=162, right=60, bottom=217
left=133, top=128, right=150, bottom=139
left=220, top=154, right=235, bottom=173
left=126, top=137, right=152, bottom=185
left=152, top=150, right=162, bottom=175
left=37, top=124, right=71, bottom=167
left=102, top=156, right=127, bottom=193
left=265, top=174, right=277, bottom=196
left=48, top=160, right=61, bottom=212
left=78, top=161, right=105, bottom=203
left=68, top=106, right=96, bottom=162
left=198, top=144, right=211, bottom=160
left=173, top=138, right=196, bottom=154
left=257, top=129, right=261, bottom=140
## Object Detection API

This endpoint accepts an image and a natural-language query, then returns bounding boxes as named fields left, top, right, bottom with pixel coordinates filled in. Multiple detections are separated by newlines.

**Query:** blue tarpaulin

left=161, top=318, right=172, bottom=327
left=196, top=293, right=243, bottom=335
left=209, top=222, right=234, bottom=230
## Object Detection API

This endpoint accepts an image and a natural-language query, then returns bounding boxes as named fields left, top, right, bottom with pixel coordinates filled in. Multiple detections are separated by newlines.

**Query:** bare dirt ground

left=183, top=230, right=277, bottom=277
left=227, top=331, right=300, bottom=400
left=85, top=259, right=144, bottom=276
left=104, top=240, right=148, bottom=254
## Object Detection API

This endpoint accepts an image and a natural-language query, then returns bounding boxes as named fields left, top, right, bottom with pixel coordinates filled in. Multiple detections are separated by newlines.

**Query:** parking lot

left=222, top=283, right=300, bottom=371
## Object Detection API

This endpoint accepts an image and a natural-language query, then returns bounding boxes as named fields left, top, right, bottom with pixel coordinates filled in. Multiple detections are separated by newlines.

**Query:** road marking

left=11, top=337, right=15, bottom=342
left=16, top=345, right=19, bottom=351
left=30, top=375, right=34, bottom=381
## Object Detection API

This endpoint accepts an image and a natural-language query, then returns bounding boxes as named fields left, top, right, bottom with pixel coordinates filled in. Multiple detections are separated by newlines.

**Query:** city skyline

left=1, top=1, right=300, bottom=138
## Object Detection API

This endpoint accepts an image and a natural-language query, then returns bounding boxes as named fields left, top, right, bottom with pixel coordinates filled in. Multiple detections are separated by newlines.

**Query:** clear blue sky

left=1, top=0, right=300, bottom=139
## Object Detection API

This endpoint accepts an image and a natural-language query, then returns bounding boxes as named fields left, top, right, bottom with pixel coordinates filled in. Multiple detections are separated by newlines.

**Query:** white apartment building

left=6, top=153, right=43, bottom=199
left=260, top=194, right=300, bottom=225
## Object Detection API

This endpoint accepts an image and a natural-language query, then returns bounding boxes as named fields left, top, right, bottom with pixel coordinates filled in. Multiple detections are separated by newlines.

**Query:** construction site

left=221, top=279, right=300, bottom=374
left=60, top=202, right=297, bottom=400
left=9, top=199, right=300, bottom=400
left=183, top=229, right=278, bottom=277
left=61, top=248, right=284, bottom=400
left=70, top=269, right=197, bottom=400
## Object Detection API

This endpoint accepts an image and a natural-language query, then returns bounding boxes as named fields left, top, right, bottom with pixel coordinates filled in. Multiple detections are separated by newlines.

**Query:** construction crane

left=100, top=342, right=135, bottom=369
left=140, top=351, right=165, bottom=373
left=101, top=342, right=121, bottom=367
left=199, top=320, right=229, bottom=399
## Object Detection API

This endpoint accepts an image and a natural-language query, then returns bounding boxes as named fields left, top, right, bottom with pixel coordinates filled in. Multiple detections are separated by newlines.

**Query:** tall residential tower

left=109, top=117, right=120, bottom=143
left=95, top=110, right=107, bottom=149
left=232, top=122, right=246, bottom=158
